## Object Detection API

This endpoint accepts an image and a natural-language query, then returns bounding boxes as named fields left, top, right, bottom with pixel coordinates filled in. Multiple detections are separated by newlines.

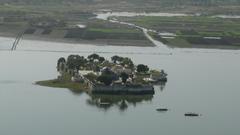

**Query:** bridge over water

left=11, top=30, right=25, bottom=51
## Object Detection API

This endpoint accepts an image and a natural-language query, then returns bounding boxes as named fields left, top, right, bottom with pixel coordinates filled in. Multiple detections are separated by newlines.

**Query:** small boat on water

left=156, top=108, right=168, bottom=112
left=185, top=113, right=200, bottom=117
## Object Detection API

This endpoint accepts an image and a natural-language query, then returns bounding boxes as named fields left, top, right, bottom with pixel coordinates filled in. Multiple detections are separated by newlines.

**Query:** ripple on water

left=0, top=80, right=20, bottom=84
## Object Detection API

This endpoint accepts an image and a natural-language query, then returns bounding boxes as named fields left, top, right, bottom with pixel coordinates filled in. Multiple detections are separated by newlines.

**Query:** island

left=36, top=54, right=167, bottom=95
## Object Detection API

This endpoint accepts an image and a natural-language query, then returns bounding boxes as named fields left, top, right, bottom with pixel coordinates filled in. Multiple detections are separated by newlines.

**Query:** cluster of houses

left=59, top=58, right=167, bottom=84
left=67, top=64, right=135, bottom=84
left=57, top=54, right=167, bottom=94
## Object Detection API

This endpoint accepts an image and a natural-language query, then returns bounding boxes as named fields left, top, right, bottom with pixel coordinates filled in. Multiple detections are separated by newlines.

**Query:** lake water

left=1, top=37, right=240, bottom=135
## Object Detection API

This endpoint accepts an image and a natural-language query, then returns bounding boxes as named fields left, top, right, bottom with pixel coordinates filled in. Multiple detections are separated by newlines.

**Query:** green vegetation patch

left=87, top=28, right=139, bottom=34
left=64, top=19, right=148, bottom=40
left=36, top=73, right=89, bottom=92
left=36, top=79, right=87, bottom=91
left=117, top=16, right=240, bottom=34
left=119, top=16, right=240, bottom=47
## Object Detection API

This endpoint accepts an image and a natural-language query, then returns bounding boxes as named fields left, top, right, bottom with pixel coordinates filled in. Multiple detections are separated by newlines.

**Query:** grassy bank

left=65, top=20, right=147, bottom=40
left=36, top=79, right=89, bottom=91
left=0, top=13, right=153, bottom=47
left=1, top=3, right=240, bottom=48
left=36, top=73, right=89, bottom=92
left=117, top=16, right=240, bottom=35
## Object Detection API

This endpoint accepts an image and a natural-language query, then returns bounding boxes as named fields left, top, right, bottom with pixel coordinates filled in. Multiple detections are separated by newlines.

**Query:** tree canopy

left=111, top=55, right=134, bottom=68
left=97, top=67, right=118, bottom=85
left=111, top=55, right=121, bottom=63
left=57, top=57, right=66, bottom=66
left=88, top=54, right=100, bottom=61
left=67, top=55, right=87, bottom=70
left=137, top=64, right=149, bottom=73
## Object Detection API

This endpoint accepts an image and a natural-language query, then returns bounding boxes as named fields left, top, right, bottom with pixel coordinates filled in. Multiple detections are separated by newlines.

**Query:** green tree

left=120, top=72, right=129, bottom=83
left=67, top=55, right=86, bottom=70
left=111, top=55, right=120, bottom=63
left=98, top=56, right=105, bottom=63
left=97, top=74, right=115, bottom=86
left=84, top=73, right=98, bottom=82
left=88, top=53, right=100, bottom=61
left=57, top=57, right=66, bottom=71
left=97, top=68, right=118, bottom=85
left=137, top=64, right=149, bottom=73
left=120, top=57, right=134, bottom=68
left=57, top=57, right=66, bottom=67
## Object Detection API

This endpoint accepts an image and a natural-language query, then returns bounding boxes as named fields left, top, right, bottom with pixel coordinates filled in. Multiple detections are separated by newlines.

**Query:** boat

left=184, top=113, right=200, bottom=117
left=156, top=108, right=168, bottom=112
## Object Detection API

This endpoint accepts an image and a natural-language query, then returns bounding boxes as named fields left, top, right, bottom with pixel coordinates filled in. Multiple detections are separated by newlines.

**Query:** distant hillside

left=0, top=0, right=240, bottom=14
left=0, top=0, right=239, bottom=6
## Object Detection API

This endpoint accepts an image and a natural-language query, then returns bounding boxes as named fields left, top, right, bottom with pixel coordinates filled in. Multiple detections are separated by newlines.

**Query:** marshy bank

left=1, top=10, right=240, bottom=49
left=113, top=15, right=240, bottom=49
left=0, top=14, right=154, bottom=47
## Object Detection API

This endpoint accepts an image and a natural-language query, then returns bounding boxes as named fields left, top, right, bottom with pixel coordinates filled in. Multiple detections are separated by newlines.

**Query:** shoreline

left=0, top=33, right=155, bottom=47
left=1, top=33, right=240, bottom=50
left=1, top=31, right=240, bottom=50
left=36, top=79, right=89, bottom=93
left=168, top=44, right=240, bottom=50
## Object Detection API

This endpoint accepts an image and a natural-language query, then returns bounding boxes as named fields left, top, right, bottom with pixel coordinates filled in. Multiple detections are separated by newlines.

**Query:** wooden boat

left=156, top=108, right=168, bottom=112
left=185, top=113, right=200, bottom=116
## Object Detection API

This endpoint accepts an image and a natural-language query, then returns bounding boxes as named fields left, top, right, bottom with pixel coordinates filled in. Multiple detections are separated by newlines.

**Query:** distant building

left=150, top=70, right=167, bottom=81
left=79, top=70, right=95, bottom=76
left=71, top=69, right=84, bottom=82
left=111, top=65, right=133, bottom=75
left=76, top=24, right=86, bottom=29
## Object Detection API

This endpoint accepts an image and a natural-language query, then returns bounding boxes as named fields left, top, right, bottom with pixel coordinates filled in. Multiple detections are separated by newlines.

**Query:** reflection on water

left=68, top=88, right=85, bottom=95
left=155, top=81, right=167, bottom=91
left=86, top=94, right=153, bottom=112
left=85, top=83, right=166, bottom=111
left=63, top=78, right=167, bottom=111
left=68, top=82, right=166, bottom=111
left=0, top=80, right=21, bottom=84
